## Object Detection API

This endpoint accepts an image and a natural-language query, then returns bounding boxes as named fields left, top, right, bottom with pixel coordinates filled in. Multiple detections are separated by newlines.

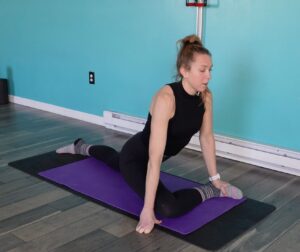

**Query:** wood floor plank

left=221, top=178, right=300, bottom=251
left=12, top=202, right=103, bottom=241
left=179, top=244, right=208, bottom=252
left=216, top=156, right=242, bottom=171
left=0, top=164, right=9, bottom=173
left=47, top=194, right=87, bottom=211
left=2, top=138, right=67, bottom=162
left=178, top=167, right=208, bottom=184
left=0, top=177, right=41, bottom=196
left=98, top=230, right=162, bottom=252
left=0, top=234, right=25, bottom=252
left=263, top=177, right=300, bottom=208
left=0, top=189, right=70, bottom=221
left=219, top=162, right=257, bottom=183
left=164, top=158, right=205, bottom=178
left=162, top=156, right=195, bottom=173
left=174, top=156, right=248, bottom=184
left=243, top=171, right=295, bottom=201
left=224, top=194, right=300, bottom=251
left=8, top=209, right=122, bottom=252
left=264, top=221, right=300, bottom=252
left=101, top=214, right=137, bottom=238
left=52, top=229, right=116, bottom=252
left=0, top=205, right=60, bottom=236
left=99, top=228, right=189, bottom=252
left=229, top=168, right=274, bottom=193
left=0, top=181, right=56, bottom=207
left=0, top=167, right=30, bottom=183
left=138, top=230, right=189, bottom=252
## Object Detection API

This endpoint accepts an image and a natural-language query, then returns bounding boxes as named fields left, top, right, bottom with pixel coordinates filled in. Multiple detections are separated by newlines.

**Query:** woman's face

left=181, top=53, right=212, bottom=93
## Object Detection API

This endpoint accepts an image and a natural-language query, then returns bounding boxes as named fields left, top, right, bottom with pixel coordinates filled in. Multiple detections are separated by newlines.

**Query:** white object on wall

left=9, top=95, right=300, bottom=177
left=104, top=110, right=300, bottom=176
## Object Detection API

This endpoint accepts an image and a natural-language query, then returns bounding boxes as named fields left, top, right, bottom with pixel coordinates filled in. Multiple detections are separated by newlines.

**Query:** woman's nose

left=206, top=70, right=211, bottom=80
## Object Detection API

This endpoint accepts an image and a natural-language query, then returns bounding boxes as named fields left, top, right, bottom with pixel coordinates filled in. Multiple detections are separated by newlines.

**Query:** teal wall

left=0, top=0, right=299, bottom=151
left=204, top=0, right=300, bottom=151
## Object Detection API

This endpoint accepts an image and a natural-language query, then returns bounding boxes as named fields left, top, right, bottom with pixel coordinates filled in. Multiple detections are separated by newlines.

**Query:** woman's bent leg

left=119, top=133, right=204, bottom=218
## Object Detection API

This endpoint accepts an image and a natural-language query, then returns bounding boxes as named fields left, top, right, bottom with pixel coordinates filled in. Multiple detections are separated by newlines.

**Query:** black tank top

left=140, top=81, right=205, bottom=157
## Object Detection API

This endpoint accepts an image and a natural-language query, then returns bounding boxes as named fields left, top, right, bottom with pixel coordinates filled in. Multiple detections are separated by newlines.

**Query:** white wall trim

left=104, top=110, right=300, bottom=176
left=8, top=96, right=300, bottom=176
left=9, top=95, right=105, bottom=126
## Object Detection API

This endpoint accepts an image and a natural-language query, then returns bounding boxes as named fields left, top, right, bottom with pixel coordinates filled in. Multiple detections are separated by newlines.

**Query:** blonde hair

left=176, top=34, right=212, bottom=104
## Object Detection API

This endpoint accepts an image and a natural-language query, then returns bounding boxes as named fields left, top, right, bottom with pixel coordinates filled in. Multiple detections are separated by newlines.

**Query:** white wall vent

left=104, top=110, right=300, bottom=176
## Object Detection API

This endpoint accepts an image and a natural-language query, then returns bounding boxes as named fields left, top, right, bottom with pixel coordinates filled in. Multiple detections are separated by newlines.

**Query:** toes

left=136, top=227, right=144, bottom=233
left=144, top=228, right=152, bottom=234
left=223, top=184, right=243, bottom=199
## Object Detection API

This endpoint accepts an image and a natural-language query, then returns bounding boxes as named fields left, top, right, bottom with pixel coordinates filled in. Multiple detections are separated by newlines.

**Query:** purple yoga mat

left=39, top=158, right=246, bottom=235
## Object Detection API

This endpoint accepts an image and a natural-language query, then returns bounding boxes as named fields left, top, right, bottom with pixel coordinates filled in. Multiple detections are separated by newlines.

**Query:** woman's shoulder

left=159, top=80, right=180, bottom=96
left=149, top=84, right=176, bottom=116
left=151, top=80, right=179, bottom=102
left=156, top=85, right=175, bottom=104
left=160, top=84, right=174, bottom=94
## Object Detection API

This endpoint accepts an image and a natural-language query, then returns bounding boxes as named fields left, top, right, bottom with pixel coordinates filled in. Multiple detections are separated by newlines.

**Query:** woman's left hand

left=212, top=179, right=229, bottom=196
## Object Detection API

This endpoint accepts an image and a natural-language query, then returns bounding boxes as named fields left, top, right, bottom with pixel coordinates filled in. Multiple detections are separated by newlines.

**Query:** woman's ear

left=180, top=66, right=189, bottom=79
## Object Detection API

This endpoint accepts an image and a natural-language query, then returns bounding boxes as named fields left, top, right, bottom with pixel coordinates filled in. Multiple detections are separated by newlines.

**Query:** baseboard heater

left=104, top=111, right=300, bottom=176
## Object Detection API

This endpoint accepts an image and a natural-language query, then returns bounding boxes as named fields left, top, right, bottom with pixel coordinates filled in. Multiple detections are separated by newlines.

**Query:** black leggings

left=89, top=132, right=203, bottom=218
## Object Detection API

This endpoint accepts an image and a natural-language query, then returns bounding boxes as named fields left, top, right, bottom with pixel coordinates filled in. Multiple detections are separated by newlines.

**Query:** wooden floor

left=0, top=103, right=299, bottom=252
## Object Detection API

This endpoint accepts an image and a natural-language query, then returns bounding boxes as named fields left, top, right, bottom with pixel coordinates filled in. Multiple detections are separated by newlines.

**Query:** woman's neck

left=182, top=79, right=198, bottom=96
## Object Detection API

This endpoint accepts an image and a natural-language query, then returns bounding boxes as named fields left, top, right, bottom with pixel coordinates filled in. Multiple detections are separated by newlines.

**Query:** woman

left=56, top=34, right=243, bottom=234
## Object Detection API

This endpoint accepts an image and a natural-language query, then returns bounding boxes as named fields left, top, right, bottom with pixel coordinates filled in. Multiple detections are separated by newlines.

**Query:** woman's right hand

left=136, top=207, right=162, bottom=234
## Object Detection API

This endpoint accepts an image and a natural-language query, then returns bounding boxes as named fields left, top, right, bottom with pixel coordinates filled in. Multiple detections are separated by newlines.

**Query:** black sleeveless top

left=140, top=81, right=205, bottom=157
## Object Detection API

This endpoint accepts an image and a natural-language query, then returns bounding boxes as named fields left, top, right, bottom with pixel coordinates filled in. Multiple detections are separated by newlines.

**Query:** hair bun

left=182, top=35, right=203, bottom=47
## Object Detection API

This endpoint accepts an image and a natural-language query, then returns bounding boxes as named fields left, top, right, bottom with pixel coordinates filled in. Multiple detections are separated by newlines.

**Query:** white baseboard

left=9, top=95, right=105, bottom=126
left=9, top=95, right=300, bottom=176
left=104, top=110, right=300, bottom=176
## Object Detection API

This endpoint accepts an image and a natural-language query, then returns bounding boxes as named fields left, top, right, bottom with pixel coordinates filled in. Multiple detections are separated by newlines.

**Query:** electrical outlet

left=89, top=71, right=95, bottom=84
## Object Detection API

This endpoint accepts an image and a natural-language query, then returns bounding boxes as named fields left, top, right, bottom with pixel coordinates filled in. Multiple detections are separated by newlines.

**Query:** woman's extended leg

left=56, top=138, right=120, bottom=171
